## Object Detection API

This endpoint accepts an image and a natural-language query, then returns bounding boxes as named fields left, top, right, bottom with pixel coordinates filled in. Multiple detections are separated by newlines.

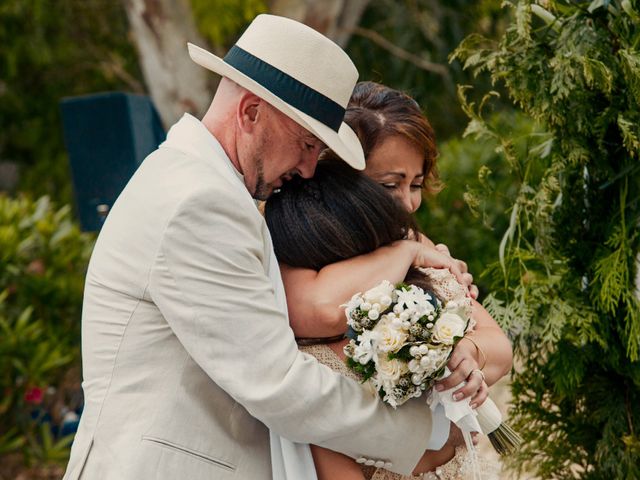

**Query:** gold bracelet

left=461, top=335, right=487, bottom=370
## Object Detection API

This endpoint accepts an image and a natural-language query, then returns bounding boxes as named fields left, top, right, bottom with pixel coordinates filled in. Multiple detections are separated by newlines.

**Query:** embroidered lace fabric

left=299, top=268, right=503, bottom=480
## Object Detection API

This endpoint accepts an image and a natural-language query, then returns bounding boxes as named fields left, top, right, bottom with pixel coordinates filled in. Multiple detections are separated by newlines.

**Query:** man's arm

left=148, top=188, right=435, bottom=475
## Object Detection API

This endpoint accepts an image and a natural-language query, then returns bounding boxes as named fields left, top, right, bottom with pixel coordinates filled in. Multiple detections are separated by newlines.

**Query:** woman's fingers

left=413, top=244, right=472, bottom=294
left=451, top=370, right=484, bottom=401
left=456, top=259, right=468, bottom=274
left=447, top=261, right=469, bottom=290
left=413, top=245, right=451, bottom=269
left=469, top=284, right=480, bottom=300
left=418, top=232, right=436, bottom=248
left=470, top=382, right=489, bottom=409
left=434, top=243, right=450, bottom=256
left=437, top=358, right=474, bottom=391
left=431, top=243, right=480, bottom=296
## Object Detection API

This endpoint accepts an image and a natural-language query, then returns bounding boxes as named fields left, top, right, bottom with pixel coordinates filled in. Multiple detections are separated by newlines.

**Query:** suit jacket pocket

left=141, top=435, right=236, bottom=472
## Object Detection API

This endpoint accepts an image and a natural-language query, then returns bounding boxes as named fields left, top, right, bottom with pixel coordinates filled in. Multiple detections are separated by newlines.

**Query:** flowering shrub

left=0, top=195, right=94, bottom=470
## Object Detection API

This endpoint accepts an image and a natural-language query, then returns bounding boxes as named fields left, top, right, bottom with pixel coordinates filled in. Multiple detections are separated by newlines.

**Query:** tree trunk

left=269, top=0, right=371, bottom=47
left=122, top=0, right=213, bottom=128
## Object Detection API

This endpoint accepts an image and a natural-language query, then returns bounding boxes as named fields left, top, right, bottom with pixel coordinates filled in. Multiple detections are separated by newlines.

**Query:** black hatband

left=224, top=45, right=345, bottom=132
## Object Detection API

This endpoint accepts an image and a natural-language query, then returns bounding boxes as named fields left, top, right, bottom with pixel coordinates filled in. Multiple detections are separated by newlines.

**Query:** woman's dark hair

left=264, top=159, right=434, bottom=292
left=265, top=159, right=416, bottom=271
left=321, top=81, right=441, bottom=194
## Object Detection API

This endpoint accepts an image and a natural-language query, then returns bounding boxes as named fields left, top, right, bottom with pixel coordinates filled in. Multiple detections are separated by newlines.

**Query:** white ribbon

left=427, top=367, right=483, bottom=480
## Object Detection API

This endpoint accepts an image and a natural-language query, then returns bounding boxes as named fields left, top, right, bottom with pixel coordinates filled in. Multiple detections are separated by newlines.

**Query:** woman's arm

left=310, top=430, right=460, bottom=480
left=283, top=240, right=470, bottom=338
left=283, top=240, right=419, bottom=338
left=310, top=446, right=365, bottom=480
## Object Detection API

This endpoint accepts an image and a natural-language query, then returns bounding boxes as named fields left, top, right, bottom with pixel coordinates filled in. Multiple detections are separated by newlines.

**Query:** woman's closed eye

left=381, top=182, right=423, bottom=190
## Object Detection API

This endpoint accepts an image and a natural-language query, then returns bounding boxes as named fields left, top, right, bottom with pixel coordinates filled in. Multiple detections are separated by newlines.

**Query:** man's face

left=244, top=105, right=325, bottom=200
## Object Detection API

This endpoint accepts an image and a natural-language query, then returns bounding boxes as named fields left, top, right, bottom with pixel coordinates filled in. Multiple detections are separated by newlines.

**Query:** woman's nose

left=399, top=191, right=413, bottom=212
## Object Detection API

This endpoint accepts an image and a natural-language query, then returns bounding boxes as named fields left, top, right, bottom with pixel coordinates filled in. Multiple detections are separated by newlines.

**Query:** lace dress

left=300, top=268, right=502, bottom=480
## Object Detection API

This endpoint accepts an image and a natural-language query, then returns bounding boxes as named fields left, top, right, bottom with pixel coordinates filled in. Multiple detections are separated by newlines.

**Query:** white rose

left=373, top=317, right=408, bottom=353
left=376, top=355, right=408, bottom=390
left=432, top=312, right=466, bottom=345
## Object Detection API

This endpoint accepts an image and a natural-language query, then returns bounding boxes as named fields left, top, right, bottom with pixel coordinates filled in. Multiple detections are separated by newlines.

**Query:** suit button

left=356, top=457, right=367, bottom=464
left=364, top=459, right=375, bottom=466
left=374, top=460, right=385, bottom=468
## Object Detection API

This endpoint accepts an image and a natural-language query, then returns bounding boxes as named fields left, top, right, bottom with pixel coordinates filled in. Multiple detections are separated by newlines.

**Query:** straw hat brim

left=188, top=43, right=365, bottom=170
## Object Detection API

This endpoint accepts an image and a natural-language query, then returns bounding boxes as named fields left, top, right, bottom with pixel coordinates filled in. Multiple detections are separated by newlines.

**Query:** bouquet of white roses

left=342, top=280, right=471, bottom=408
left=343, top=279, right=520, bottom=456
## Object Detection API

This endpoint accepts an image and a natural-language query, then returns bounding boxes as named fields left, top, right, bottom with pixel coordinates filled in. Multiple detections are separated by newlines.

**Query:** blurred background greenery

left=2, top=1, right=638, bottom=478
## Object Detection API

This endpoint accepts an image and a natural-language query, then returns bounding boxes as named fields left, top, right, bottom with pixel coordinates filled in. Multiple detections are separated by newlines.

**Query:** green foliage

left=416, top=110, right=533, bottom=293
left=346, top=356, right=376, bottom=381
left=452, top=1, right=640, bottom=477
left=347, top=0, right=512, bottom=139
left=0, top=0, right=142, bottom=204
left=191, top=0, right=267, bottom=47
left=0, top=195, right=94, bottom=468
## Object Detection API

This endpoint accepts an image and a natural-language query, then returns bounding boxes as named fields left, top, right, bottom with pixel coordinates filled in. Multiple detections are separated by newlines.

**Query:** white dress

left=271, top=268, right=503, bottom=480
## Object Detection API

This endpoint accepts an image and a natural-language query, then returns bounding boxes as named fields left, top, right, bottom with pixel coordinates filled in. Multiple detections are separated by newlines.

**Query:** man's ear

left=237, top=92, right=262, bottom=133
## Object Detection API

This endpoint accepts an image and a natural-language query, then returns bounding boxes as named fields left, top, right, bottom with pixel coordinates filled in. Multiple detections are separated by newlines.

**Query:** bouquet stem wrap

left=429, top=368, right=522, bottom=462
left=428, top=367, right=482, bottom=480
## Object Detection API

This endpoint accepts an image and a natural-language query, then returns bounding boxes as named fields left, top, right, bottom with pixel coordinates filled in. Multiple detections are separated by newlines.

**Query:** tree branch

left=349, top=26, right=450, bottom=78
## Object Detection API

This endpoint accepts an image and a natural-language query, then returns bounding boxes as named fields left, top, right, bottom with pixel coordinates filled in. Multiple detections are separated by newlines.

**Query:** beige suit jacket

left=63, top=114, right=434, bottom=480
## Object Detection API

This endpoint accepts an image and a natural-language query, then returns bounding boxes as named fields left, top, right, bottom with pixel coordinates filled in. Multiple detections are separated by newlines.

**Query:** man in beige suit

left=63, top=15, right=464, bottom=480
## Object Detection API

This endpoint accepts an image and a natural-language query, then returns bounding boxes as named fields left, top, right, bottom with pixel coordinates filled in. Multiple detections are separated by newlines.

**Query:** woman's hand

left=434, top=337, right=489, bottom=409
left=433, top=242, right=479, bottom=300
left=413, top=235, right=478, bottom=299
left=411, top=242, right=472, bottom=295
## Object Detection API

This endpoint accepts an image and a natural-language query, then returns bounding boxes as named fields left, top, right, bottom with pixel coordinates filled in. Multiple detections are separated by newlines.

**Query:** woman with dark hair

left=264, top=82, right=512, bottom=479
left=278, top=82, right=510, bottom=394
left=265, top=160, right=505, bottom=479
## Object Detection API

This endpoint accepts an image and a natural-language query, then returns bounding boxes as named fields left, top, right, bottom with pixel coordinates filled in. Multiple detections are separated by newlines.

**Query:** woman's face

left=364, top=135, right=425, bottom=213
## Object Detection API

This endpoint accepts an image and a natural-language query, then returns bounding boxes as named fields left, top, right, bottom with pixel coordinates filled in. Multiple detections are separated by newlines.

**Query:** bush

left=0, top=195, right=94, bottom=471
left=452, top=1, right=640, bottom=477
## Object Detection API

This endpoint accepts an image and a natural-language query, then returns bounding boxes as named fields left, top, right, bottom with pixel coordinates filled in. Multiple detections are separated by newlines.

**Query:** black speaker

left=60, top=92, right=166, bottom=232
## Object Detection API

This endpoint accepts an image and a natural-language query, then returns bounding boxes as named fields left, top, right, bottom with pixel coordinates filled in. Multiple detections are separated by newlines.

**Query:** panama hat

left=187, top=14, right=365, bottom=170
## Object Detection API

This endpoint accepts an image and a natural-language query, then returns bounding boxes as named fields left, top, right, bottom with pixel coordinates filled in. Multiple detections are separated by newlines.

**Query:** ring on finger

left=468, top=369, right=485, bottom=382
